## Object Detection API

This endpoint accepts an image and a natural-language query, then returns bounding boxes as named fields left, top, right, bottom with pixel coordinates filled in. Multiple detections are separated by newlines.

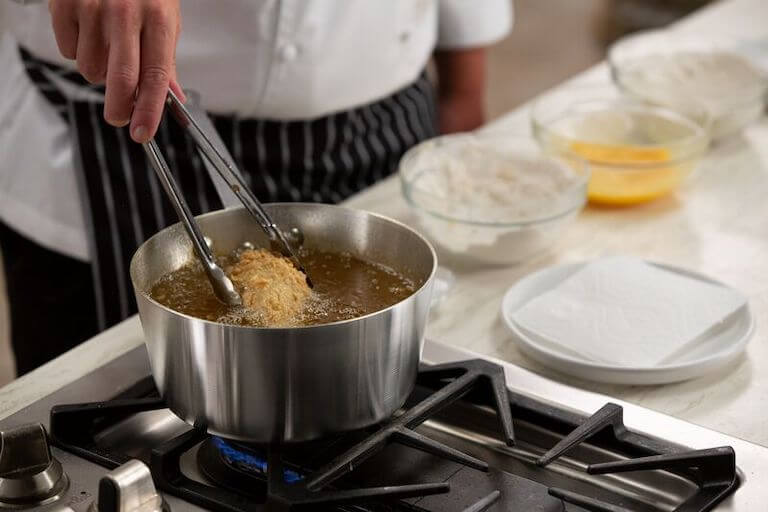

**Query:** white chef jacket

left=0, top=1, right=512, bottom=261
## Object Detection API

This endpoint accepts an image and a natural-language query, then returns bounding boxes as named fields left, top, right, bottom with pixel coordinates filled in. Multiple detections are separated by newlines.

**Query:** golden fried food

left=226, top=249, right=311, bottom=326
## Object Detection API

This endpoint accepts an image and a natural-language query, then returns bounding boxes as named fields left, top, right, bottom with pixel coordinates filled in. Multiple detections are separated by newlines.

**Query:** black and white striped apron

left=19, top=47, right=438, bottom=331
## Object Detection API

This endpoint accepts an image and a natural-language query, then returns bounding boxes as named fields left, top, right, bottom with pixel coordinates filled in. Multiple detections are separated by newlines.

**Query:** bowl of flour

left=609, top=30, right=768, bottom=139
left=398, top=133, right=589, bottom=265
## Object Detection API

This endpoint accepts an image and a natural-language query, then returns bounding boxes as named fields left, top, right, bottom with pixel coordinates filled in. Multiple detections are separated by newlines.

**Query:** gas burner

left=44, top=359, right=739, bottom=511
left=146, top=361, right=515, bottom=511
left=201, top=437, right=303, bottom=485
left=196, top=438, right=504, bottom=512
left=0, top=424, right=69, bottom=508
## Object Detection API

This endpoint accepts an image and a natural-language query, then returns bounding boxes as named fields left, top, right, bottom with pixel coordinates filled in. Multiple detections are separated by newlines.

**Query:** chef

left=0, top=0, right=512, bottom=374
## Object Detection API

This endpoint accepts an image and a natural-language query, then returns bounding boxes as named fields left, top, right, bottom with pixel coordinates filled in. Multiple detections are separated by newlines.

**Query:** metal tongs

left=142, top=89, right=312, bottom=307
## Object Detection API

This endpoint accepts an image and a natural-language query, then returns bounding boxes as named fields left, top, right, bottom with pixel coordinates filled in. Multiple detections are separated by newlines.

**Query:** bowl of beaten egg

left=532, top=87, right=709, bottom=206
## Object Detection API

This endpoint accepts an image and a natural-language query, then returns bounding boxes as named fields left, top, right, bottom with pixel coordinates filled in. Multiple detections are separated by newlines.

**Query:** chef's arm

left=435, top=0, right=513, bottom=134
left=434, top=48, right=487, bottom=134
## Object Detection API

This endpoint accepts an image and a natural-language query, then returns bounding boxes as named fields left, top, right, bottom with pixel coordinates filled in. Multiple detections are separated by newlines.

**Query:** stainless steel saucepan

left=129, top=203, right=437, bottom=442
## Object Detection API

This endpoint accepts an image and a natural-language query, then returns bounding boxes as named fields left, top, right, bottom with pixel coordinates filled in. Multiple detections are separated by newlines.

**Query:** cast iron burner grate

left=48, top=360, right=739, bottom=511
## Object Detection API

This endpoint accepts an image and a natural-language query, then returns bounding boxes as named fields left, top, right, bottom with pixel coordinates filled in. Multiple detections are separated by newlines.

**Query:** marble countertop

left=2, top=0, right=768, bottom=447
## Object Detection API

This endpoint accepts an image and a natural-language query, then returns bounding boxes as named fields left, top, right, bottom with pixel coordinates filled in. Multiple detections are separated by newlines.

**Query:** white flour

left=406, top=141, right=584, bottom=263
left=619, top=51, right=767, bottom=137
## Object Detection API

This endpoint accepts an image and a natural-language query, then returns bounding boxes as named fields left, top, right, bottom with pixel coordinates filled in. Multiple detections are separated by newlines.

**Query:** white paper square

left=511, top=257, right=747, bottom=367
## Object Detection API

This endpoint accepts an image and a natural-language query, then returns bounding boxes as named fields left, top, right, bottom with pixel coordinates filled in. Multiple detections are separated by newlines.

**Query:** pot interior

left=130, top=203, right=437, bottom=297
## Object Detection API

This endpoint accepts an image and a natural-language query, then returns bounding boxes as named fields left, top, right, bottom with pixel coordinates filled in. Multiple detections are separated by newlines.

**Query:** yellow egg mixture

left=568, top=141, right=684, bottom=205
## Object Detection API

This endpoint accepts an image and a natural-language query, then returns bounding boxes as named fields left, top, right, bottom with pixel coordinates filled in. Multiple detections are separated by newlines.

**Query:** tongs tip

left=302, top=268, right=314, bottom=289
left=286, top=254, right=314, bottom=288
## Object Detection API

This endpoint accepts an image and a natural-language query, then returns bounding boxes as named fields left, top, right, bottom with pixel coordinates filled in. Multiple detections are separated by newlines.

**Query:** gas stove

left=0, top=341, right=766, bottom=511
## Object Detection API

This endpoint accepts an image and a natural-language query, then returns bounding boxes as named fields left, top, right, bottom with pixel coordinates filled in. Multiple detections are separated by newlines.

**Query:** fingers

left=103, top=3, right=140, bottom=126
left=50, top=0, right=182, bottom=139
left=130, top=9, right=175, bottom=142
left=169, top=76, right=186, bottom=104
left=168, top=28, right=186, bottom=104
left=49, top=0, right=79, bottom=59
left=168, top=52, right=186, bottom=104
left=74, top=1, right=107, bottom=83
left=169, top=15, right=186, bottom=104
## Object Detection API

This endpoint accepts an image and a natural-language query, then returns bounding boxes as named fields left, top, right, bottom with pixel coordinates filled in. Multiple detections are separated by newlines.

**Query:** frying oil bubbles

left=149, top=247, right=418, bottom=327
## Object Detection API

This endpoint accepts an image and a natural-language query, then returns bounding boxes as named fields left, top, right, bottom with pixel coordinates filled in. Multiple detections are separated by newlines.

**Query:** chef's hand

left=48, top=0, right=185, bottom=143
left=434, top=48, right=487, bottom=134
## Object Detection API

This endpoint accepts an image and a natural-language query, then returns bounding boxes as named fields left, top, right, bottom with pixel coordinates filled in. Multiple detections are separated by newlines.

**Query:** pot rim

left=130, top=202, right=438, bottom=332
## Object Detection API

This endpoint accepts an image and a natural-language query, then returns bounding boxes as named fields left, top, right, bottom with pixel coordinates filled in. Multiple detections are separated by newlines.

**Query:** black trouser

left=0, top=222, right=98, bottom=375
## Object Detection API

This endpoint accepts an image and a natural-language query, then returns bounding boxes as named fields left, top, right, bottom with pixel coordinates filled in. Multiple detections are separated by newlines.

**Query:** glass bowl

left=398, top=133, right=589, bottom=266
left=532, top=87, right=709, bottom=206
left=609, top=29, right=768, bottom=139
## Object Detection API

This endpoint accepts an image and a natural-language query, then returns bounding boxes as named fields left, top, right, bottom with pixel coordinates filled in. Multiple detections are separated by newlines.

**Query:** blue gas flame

left=212, top=437, right=303, bottom=484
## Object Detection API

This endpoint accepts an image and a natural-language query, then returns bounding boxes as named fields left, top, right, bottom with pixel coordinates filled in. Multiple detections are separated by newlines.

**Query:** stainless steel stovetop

left=0, top=340, right=766, bottom=511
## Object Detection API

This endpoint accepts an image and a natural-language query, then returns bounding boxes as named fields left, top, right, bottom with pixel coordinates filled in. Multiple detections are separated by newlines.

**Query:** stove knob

left=93, top=460, right=165, bottom=512
left=0, top=423, right=69, bottom=507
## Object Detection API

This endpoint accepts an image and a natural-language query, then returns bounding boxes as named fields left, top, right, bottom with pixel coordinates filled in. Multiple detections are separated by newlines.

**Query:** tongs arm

left=142, top=140, right=242, bottom=306
left=165, top=90, right=272, bottom=231
left=164, top=90, right=311, bottom=284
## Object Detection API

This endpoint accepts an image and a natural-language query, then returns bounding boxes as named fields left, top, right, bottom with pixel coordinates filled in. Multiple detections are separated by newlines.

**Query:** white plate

left=501, top=261, right=754, bottom=385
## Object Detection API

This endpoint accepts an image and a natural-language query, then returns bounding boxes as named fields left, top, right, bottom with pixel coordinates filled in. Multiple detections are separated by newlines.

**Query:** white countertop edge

left=0, top=316, right=144, bottom=421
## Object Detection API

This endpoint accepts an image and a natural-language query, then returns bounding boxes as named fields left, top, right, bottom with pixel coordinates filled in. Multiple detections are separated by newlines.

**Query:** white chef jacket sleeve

left=437, top=0, right=513, bottom=49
